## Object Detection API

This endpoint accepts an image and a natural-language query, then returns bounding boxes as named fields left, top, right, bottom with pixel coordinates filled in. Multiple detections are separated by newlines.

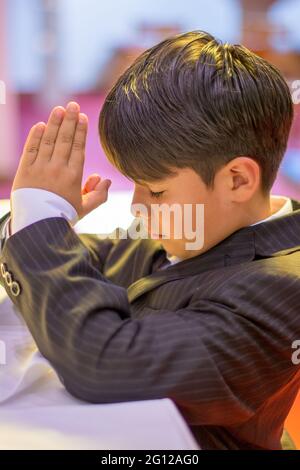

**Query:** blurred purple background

left=0, top=0, right=300, bottom=199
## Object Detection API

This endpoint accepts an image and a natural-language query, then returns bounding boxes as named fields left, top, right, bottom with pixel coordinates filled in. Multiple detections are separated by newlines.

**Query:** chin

left=159, top=239, right=183, bottom=258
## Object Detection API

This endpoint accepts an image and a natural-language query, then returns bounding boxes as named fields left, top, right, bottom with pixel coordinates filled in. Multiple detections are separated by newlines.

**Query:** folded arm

left=0, top=187, right=115, bottom=273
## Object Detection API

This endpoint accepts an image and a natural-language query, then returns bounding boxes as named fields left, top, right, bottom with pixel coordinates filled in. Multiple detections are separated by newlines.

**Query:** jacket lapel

left=127, top=227, right=255, bottom=303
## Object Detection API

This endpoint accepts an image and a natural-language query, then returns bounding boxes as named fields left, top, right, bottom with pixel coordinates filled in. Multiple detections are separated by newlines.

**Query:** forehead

left=133, top=169, right=181, bottom=187
left=133, top=177, right=167, bottom=187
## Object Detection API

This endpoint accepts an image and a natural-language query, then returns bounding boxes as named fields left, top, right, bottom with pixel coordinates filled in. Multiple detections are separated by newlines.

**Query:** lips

left=150, top=233, right=166, bottom=239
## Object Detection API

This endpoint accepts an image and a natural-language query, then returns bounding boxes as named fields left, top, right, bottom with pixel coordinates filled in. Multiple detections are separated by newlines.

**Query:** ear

left=228, top=157, right=261, bottom=201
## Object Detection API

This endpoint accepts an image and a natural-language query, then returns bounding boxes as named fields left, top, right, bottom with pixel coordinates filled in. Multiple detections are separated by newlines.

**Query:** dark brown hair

left=99, top=30, right=293, bottom=194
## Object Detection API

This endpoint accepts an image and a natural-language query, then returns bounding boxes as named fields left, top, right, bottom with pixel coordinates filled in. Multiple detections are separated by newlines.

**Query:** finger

left=81, top=174, right=101, bottom=195
left=68, top=113, right=88, bottom=168
left=80, top=179, right=112, bottom=218
left=36, top=106, right=65, bottom=161
left=21, top=122, right=46, bottom=166
left=52, top=101, right=80, bottom=164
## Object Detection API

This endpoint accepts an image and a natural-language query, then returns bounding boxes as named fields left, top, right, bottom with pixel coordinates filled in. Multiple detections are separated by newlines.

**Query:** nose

left=130, top=187, right=150, bottom=219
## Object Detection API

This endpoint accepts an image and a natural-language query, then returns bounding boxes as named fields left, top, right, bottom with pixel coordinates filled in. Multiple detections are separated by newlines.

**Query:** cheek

left=149, top=209, right=181, bottom=236
left=150, top=205, right=202, bottom=238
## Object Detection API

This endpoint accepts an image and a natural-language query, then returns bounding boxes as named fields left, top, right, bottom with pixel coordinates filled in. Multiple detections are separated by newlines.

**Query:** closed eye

left=149, top=190, right=165, bottom=199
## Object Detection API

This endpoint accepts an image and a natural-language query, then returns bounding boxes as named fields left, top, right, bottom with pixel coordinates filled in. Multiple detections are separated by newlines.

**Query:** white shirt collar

left=250, top=195, right=293, bottom=226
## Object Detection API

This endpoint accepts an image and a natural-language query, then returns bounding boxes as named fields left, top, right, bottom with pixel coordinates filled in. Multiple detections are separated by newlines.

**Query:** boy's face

left=130, top=167, right=231, bottom=259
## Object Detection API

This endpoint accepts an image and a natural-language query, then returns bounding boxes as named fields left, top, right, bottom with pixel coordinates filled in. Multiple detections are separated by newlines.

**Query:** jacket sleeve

left=0, top=211, right=11, bottom=254
left=76, top=231, right=116, bottom=273
left=0, top=216, right=299, bottom=427
left=0, top=210, right=116, bottom=274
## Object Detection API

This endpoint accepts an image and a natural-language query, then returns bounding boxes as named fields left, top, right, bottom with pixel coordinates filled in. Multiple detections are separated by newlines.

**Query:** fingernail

left=35, top=122, right=46, bottom=135
left=67, top=101, right=79, bottom=112
left=54, top=107, right=64, bottom=119
left=79, top=113, right=87, bottom=124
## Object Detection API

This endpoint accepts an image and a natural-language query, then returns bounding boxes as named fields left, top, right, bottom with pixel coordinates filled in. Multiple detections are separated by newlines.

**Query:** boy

left=0, top=30, right=300, bottom=450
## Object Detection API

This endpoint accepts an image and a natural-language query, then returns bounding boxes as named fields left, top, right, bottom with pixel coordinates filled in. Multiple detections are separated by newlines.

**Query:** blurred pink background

left=0, top=0, right=300, bottom=200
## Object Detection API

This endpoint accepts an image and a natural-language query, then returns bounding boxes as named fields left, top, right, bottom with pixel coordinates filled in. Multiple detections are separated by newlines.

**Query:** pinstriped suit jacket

left=0, top=200, right=300, bottom=450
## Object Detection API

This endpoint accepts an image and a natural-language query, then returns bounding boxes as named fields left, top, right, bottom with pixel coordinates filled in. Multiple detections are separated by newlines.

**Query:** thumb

left=94, top=178, right=111, bottom=192
left=80, top=178, right=112, bottom=219
left=81, top=173, right=101, bottom=195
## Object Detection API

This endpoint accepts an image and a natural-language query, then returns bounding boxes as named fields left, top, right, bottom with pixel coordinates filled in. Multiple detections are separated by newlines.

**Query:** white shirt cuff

left=9, top=188, right=79, bottom=237
left=2, top=215, right=11, bottom=239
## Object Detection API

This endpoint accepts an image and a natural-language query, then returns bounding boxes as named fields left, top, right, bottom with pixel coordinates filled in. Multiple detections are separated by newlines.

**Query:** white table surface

left=0, top=197, right=199, bottom=450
